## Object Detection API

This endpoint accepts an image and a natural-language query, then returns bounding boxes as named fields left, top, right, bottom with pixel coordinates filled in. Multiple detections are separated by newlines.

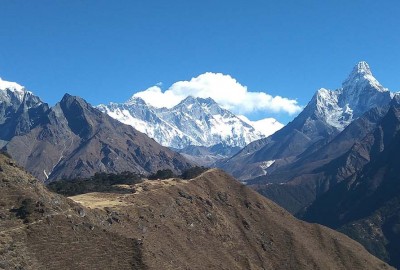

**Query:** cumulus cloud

left=133, top=72, right=302, bottom=115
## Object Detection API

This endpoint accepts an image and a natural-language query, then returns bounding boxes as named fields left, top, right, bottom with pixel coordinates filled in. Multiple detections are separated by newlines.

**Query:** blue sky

left=0, top=0, right=399, bottom=123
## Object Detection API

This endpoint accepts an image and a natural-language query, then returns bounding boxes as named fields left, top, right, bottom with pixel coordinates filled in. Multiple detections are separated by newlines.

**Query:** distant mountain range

left=97, top=95, right=283, bottom=163
left=0, top=78, right=192, bottom=181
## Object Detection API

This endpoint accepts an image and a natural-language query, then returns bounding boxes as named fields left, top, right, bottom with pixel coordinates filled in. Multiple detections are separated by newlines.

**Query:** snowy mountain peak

left=125, top=96, right=148, bottom=106
left=342, top=61, right=387, bottom=93
left=354, top=61, right=372, bottom=75
left=181, top=95, right=197, bottom=103
left=98, top=95, right=283, bottom=149
left=197, top=97, right=217, bottom=106
left=309, top=63, right=392, bottom=131
left=179, top=96, right=217, bottom=107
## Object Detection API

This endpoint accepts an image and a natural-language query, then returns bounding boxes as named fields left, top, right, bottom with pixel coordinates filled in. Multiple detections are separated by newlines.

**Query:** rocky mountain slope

left=98, top=96, right=283, bottom=149
left=251, top=104, right=390, bottom=214
left=301, top=95, right=400, bottom=268
left=0, top=154, right=393, bottom=270
left=0, top=78, right=48, bottom=147
left=3, top=94, right=192, bottom=182
left=218, top=62, right=392, bottom=181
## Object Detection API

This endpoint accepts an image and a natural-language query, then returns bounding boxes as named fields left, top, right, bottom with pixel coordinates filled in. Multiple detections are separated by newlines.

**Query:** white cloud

left=238, top=115, right=285, bottom=137
left=133, top=72, right=302, bottom=115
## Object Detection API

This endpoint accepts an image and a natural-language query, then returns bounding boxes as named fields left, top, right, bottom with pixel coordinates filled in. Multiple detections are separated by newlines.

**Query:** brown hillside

left=0, top=154, right=144, bottom=269
left=0, top=154, right=393, bottom=270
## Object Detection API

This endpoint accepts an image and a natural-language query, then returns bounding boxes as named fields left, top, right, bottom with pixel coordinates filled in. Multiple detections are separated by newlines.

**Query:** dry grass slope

left=0, top=154, right=394, bottom=270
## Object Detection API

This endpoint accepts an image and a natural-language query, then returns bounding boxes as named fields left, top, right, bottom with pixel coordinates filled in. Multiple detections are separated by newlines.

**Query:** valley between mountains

left=1, top=61, right=399, bottom=269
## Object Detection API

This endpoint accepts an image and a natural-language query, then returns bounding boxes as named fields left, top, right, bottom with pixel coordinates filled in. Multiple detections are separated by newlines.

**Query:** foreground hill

left=0, top=153, right=145, bottom=269
left=3, top=94, right=192, bottom=182
left=0, top=154, right=392, bottom=269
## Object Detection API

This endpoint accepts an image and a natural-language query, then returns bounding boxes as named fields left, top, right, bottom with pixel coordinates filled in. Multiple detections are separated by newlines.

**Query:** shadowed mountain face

left=250, top=105, right=390, bottom=214
left=0, top=154, right=393, bottom=270
left=302, top=96, right=400, bottom=268
left=218, top=62, right=392, bottom=181
left=4, top=94, right=192, bottom=182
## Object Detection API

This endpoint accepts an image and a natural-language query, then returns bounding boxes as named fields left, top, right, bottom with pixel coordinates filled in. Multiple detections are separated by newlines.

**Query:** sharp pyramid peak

left=345, top=61, right=373, bottom=82
left=342, top=61, right=386, bottom=92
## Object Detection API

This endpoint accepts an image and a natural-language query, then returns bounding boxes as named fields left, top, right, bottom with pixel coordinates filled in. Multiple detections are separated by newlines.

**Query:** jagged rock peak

left=60, top=93, right=92, bottom=108
left=353, top=61, right=372, bottom=75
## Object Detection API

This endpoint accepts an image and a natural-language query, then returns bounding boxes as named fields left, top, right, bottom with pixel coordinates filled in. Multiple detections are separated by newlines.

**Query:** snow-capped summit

left=311, top=61, right=392, bottom=130
left=342, top=61, right=386, bottom=92
left=98, top=95, right=283, bottom=149
left=219, top=62, right=394, bottom=181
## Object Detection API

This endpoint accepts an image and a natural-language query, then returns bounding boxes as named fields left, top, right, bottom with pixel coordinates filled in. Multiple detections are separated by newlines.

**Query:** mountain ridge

left=2, top=93, right=192, bottom=182
left=98, top=95, right=283, bottom=149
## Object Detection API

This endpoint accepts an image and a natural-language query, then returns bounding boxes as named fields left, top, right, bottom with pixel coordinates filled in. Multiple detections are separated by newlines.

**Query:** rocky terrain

left=3, top=93, right=192, bottom=182
left=0, top=153, right=393, bottom=269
